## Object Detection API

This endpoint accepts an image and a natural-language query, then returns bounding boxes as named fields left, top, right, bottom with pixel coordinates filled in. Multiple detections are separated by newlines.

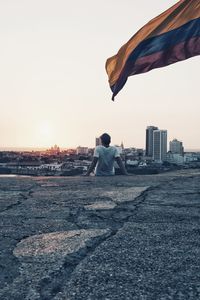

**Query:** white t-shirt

left=94, top=145, right=120, bottom=176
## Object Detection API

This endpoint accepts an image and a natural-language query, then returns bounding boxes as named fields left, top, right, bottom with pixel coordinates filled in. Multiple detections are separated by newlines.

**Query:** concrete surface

left=0, top=169, right=200, bottom=300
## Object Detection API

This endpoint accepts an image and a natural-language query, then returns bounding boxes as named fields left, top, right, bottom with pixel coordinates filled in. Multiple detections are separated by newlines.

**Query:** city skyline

left=0, top=1, right=199, bottom=149
left=0, top=126, right=199, bottom=153
left=0, top=124, right=199, bottom=152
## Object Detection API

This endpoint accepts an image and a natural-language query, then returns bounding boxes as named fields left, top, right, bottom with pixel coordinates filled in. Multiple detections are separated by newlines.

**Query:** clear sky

left=0, top=0, right=199, bottom=149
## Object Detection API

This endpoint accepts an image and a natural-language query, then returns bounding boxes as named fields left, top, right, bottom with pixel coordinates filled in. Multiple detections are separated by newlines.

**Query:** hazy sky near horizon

left=0, top=0, right=199, bottom=149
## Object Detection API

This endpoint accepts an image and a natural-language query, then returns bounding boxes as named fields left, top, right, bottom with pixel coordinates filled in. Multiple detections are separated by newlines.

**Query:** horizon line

left=0, top=146, right=200, bottom=153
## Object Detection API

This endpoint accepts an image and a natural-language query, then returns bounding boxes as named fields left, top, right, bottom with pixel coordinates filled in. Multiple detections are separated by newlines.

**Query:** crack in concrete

left=19, top=193, right=28, bottom=200
left=1, top=183, right=161, bottom=300
left=2, top=173, right=199, bottom=299
left=0, top=185, right=150, bottom=299
left=141, top=203, right=200, bottom=208
left=0, top=185, right=36, bottom=193
left=0, top=199, right=21, bottom=213
left=37, top=232, right=115, bottom=300
left=0, top=189, right=34, bottom=213
left=33, top=187, right=153, bottom=299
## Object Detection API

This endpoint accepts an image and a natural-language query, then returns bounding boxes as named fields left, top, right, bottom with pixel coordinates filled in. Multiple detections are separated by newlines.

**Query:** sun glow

left=39, top=122, right=53, bottom=136
left=35, top=121, right=56, bottom=147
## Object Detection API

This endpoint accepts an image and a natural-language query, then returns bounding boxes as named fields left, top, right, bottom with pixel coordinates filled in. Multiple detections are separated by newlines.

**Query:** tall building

left=153, top=130, right=167, bottom=162
left=95, top=137, right=101, bottom=147
left=169, top=139, right=184, bottom=155
left=145, top=126, right=158, bottom=157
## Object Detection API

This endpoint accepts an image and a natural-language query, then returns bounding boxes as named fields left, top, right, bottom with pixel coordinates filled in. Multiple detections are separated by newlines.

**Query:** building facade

left=153, top=130, right=167, bottom=162
left=76, top=147, right=89, bottom=155
left=166, top=153, right=184, bottom=165
left=95, top=137, right=101, bottom=147
left=145, top=126, right=158, bottom=157
left=169, top=139, right=184, bottom=155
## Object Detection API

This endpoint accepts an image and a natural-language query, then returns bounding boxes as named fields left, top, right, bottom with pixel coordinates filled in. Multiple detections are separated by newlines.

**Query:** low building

left=46, top=145, right=60, bottom=155
left=76, top=146, right=89, bottom=155
left=166, top=152, right=184, bottom=165
left=184, top=153, right=198, bottom=163
left=126, top=159, right=139, bottom=166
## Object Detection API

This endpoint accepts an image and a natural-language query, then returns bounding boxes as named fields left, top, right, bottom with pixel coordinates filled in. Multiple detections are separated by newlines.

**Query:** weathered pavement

left=0, top=170, right=200, bottom=300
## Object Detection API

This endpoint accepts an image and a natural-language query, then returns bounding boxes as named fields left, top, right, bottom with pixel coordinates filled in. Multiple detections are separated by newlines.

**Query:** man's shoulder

left=95, top=145, right=103, bottom=149
left=96, top=145, right=116, bottom=150
left=95, top=145, right=103, bottom=151
left=95, top=145, right=118, bottom=152
left=94, top=145, right=103, bottom=157
left=109, top=146, right=118, bottom=152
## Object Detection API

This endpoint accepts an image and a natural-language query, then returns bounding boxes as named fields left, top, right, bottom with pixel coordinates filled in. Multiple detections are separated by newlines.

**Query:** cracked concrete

left=0, top=169, right=200, bottom=299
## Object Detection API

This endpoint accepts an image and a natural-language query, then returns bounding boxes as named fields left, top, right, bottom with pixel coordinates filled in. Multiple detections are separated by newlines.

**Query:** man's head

left=100, top=133, right=111, bottom=146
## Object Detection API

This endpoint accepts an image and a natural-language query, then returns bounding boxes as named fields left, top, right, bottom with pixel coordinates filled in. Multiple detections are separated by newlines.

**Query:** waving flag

left=106, top=0, right=200, bottom=100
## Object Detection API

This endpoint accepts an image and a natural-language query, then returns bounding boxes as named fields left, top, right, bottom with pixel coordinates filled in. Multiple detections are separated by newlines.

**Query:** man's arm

left=85, top=157, right=98, bottom=176
left=115, top=156, right=129, bottom=175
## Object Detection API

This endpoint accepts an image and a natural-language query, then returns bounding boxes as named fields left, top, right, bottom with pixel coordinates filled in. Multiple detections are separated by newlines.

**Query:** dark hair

left=100, top=133, right=111, bottom=145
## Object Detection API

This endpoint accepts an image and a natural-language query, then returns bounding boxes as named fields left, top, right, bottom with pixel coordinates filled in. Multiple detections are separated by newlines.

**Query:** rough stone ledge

left=0, top=169, right=200, bottom=299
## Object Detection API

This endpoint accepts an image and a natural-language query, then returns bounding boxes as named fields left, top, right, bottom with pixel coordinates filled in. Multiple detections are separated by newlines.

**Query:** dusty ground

left=0, top=170, right=200, bottom=300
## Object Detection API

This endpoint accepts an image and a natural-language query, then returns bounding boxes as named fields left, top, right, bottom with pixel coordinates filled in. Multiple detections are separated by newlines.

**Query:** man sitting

left=85, top=133, right=128, bottom=176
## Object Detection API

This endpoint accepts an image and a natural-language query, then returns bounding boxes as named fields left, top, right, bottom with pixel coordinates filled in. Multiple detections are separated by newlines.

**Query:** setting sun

left=39, top=122, right=53, bottom=136
left=35, top=121, right=56, bottom=147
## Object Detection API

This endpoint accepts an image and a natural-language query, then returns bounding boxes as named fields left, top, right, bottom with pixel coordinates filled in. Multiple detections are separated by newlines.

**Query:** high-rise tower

left=153, top=130, right=167, bottom=162
left=145, top=126, right=158, bottom=157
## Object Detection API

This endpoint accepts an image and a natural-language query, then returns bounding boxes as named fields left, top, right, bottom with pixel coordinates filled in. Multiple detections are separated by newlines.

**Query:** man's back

left=94, top=145, right=119, bottom=176
left=85, top=133, right=128, bottom=176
